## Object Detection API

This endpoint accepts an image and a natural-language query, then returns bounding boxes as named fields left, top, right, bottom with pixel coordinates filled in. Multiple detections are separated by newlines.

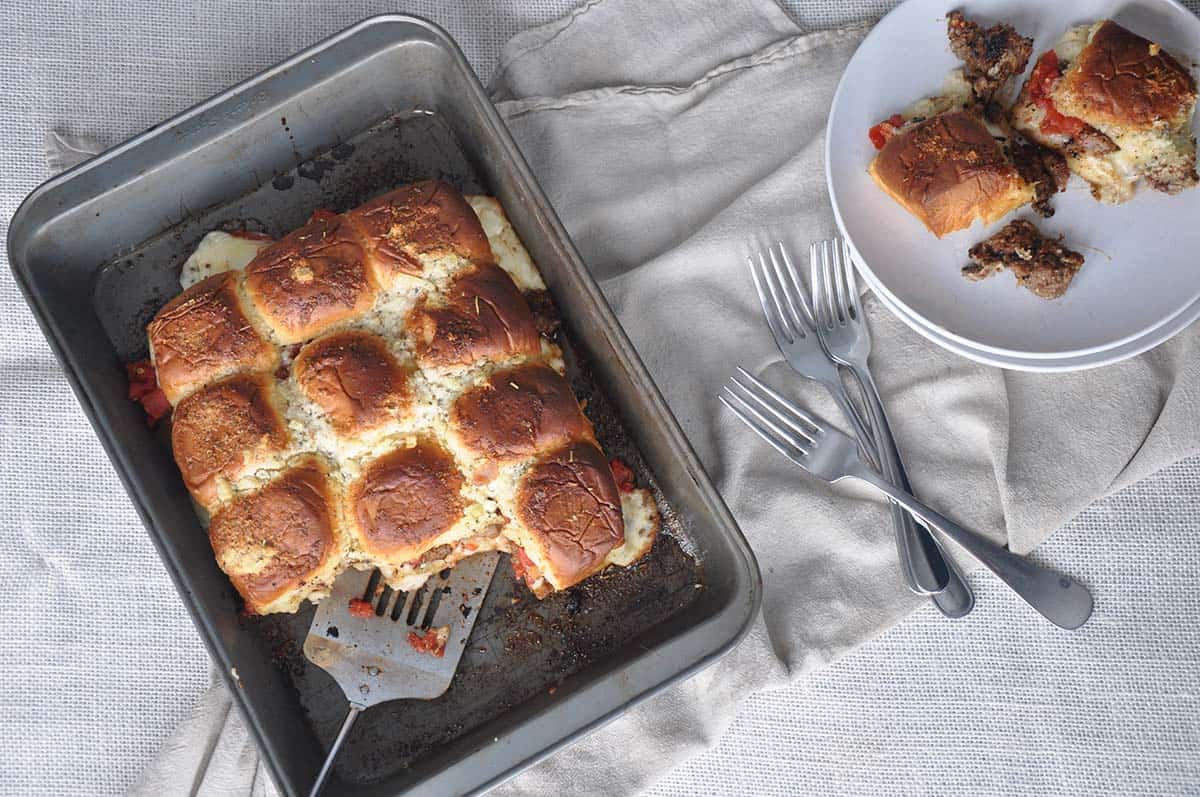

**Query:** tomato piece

left=140, top=389, right=172, bottom=427
left=609, top=458, right=636, bottom=493
left=1028, top=51, right=1087, bottom=137
left=347, top=598, right=374, bottom=618
left=1039, top=110, right=1086, bottom=137
left=867, top=114, right=907, bottom=150
left=126, top=359, right=157, bottom=400
left=512, top=548, right=536, bottom=583
left=407, top=627, right=448, bottom=657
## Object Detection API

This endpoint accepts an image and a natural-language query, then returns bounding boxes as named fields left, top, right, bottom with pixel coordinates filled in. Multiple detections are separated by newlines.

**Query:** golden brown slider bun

left=1012, top=21, right=1197, bottom=202
left=208, top=456, right=345, bottom=615
left=346, top=180, right=495, bottom=287
left=147, top=272, right=278, bottom=404
left=292, top=330, right=413, bottom=438
left=512, top=441, right=624, bottom=591
left=170, top=373, right=290, bottom=509
left=243, top=213, right=378, bottom=344
left=407, top=263, right=541, bottom=367
left=345, top=439, right=467, bottom=564
left=1054, top=21, right=1196, bottom=132
left=450, top=363, right=594, bottom=468
left=869, top=112, right=1033, bottom=238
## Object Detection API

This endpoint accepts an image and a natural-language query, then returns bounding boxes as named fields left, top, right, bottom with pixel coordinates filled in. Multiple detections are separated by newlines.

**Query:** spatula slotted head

left=303, top=552, right=499, bottom=707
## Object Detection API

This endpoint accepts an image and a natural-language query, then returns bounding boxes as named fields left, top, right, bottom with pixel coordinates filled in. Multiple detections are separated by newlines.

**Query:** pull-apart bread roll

left=868, top=71, right=1035, bottom=238
left=505, top=441, right=626, bottom=598
left=244, top=213, right=379, bottom=343
left=147, top=271, right=277, bottom=404
left=407, top=263, right=542, bottom=368
left=146, top=179, right=658, bottom=613
left=1012, top=21, right=1198, bottom=203
left=345, top=181, right=495, bottom=287
left=208, top=455, right=347, bottom=615
left=170, top=372, right=292, bottom=510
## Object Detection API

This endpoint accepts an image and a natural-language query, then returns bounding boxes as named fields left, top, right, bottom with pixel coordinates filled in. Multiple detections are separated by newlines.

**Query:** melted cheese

left=179, top=231, right=272, bottom=289
left=606, top=487, right=659, bottom=567
left=465, top=195, right=546, bottom=292
left=903, top=70, right=974, bottom=122
left=1052, top=24, right=1091, bottom=63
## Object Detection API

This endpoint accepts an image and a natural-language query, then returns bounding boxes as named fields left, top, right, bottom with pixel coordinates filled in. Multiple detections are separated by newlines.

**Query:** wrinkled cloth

left=41, top=0, right=1200, bottom=794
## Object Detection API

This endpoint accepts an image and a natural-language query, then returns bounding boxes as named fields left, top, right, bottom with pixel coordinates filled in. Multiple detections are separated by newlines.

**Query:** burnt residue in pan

left=93, top=111, right=703, bottom=786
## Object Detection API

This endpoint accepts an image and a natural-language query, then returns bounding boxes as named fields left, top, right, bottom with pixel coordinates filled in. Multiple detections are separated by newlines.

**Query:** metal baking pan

left=9, top=15, right=760, bottom=796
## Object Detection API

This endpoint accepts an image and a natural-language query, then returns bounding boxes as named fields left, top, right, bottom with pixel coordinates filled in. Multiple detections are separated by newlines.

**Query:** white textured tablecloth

left=3, top=1, right=1200, bottom=795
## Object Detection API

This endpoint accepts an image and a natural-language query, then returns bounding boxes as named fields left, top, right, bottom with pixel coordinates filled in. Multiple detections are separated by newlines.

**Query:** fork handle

left=849, top=366, right=950, bottom=596
left=820, top=378, right=877, bottom=468
left=850, top=466, right=1093, bottom=630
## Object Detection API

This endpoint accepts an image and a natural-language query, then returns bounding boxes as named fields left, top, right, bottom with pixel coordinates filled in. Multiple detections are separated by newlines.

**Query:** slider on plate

left=1011, top=20, right=1198, bottom=203
left=868, top=76, right=1036, bottom=238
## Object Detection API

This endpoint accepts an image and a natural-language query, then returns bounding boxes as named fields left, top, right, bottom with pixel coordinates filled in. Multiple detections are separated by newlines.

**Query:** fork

left=748, top=244, right=874, bottom=458
left=749, top=243, right=944, bottom=597
left=720, top=368, right=1094, bottom=630
left=811, top=239, right=973, bottom=617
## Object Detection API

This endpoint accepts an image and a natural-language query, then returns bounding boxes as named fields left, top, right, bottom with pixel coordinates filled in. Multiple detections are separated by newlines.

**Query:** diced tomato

left=868, top=114, right=906, bottom=150
left=227, top=229, right=274, bottom=242
left=1028, top=50, right=1061, bottom=103
left=140, top=389, right=172, bottom=427
left=1029, top=51, right=1086, bottom=137
left=407, top=627, right=448, bottom=657
left=308, top=208, right=338, bottom=224
left=126, top=359, right=156, bottom=400
left=347, top=598, right=374, bottom=618
left=512, top=548, right=535, bottom=583
left=126, top=359, right=171, bottom=426
left=1039, top=106, right=1086, bottom=137
left=609, top=458, right=636, bottom=493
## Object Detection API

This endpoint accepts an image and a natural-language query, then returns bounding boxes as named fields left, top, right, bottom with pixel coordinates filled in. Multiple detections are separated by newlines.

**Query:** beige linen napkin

left=128, top=0, right=1200, bottom=794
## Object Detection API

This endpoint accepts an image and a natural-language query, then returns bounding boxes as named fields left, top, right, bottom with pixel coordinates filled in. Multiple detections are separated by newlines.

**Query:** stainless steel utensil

left=749, top=243, right=945, bottom=596
left=810, top=239, right=973, bottom=618
left=720, top=368, right=1093, bottom=630
left=748, top=244, right=874, bottom=456
left=304, top=553, right=500, bottom=795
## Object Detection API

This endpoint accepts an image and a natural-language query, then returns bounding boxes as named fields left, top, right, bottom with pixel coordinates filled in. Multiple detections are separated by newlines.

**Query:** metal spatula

left=303, top=552, right=500, bottom=795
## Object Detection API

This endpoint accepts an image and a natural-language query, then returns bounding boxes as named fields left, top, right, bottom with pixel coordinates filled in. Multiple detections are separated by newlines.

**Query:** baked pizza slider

left=145, top=180, right=659, bottom=613
left=868, top=72, right=1035, bottom=238
left=1012, top=20, right=1198, bottom=203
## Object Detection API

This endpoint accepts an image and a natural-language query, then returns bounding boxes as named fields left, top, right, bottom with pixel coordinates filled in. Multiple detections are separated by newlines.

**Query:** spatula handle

left=311, top=704, right=364, bottom=797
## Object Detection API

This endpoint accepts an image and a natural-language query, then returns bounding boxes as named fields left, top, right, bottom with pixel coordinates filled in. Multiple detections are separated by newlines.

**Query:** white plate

left=863, top=259, right=1200, bottom=371
left=826, top=0, right=1200, bottom=366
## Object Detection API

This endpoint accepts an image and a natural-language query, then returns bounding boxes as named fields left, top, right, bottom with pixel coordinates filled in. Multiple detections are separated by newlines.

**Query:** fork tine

left=837, top=239, right=861, bottom=320
left=809, top=241, right=832, bottom=330
left=824, top=239, right=845, bottom=326
left=748, top=252, right=795, bottom=344
left=719, top=391, right=809, bottom=465
left=765, top=244, right=812, bottom=336
left=727, top=377, right=819, bottom=447
left=772, top=242, right=819, bottom=331
left=733, top=366, right=825, bottom=433
left=832, top=240, right=851, bottom=323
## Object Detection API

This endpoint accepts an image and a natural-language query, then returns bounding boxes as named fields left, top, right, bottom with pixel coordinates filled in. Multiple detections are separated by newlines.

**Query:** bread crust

left=869, top=111, right=1032, bottom=237
left=1054, top=21, right=1197, bottom=131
